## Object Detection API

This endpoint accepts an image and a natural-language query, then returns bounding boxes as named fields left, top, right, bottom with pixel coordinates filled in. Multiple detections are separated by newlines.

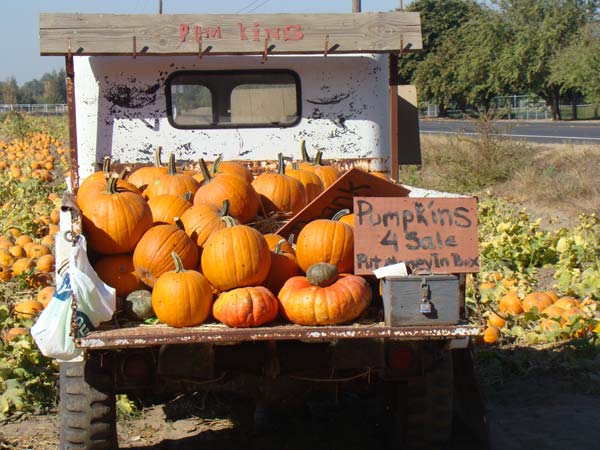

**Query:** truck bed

left=77, top=320, right=481, bottom=349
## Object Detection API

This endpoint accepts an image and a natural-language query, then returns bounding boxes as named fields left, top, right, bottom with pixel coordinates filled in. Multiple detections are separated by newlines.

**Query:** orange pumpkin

left=304, top=151, right=340, bottom=189
left=213, top=286, right=279, bottom=328
left=180, top=200, right=237, bottom=249
left=126, top=146, right=168, bottom=190
left=144, top=153, right=199, bottom=200
left=498, top=291, right=523, bottom=316
left=252, top=153, right=308, bottom=215
left=522, top=292, right=553, bottom=313
left=284, top=161, right=324, bottom=203
left=37, top=286, right=55, bottom=308
left=483, top=326, right=501, bottom=344
left=77, top=160, right=139, bottom=207
left=209, top=155, right=254, bottom=184
left=81, top=177, right=153, bottom=255
left=147, top=192, right=192, bottom=225
left=4, top=327, right=28, bottom=343
left=12, top=258, right=35, bottom=276
left=14, top=300, right=44, bottom=318
left=94, top=254, right=145, bottom=298
left=0, top=264, right=12, bottom=282
left=133, top=220, right=199, bottom=288
left=193, top=159, right=260, bottom=224
left=36, top=254, right=55, bottom=273
left=152, top=252, right=213, bottom=328
left=262, top=239, right=303, bottom=294
left=278, top=263, right=372, bottom=325
left=201, top=217, right=271, bottom=292
left=335, top=209, right=354, bottom=227
left=263, top=233, right=295, bottom=253
left=295, top=214, right=354, bottom=273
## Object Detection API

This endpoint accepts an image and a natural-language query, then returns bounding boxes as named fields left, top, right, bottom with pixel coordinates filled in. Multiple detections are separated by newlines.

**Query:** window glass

left=168, top=71, right=300, bottom=128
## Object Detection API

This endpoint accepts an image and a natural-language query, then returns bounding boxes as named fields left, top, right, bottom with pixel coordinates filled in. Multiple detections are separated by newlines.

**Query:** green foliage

left=0, top=306, right=58, bottom=419
left=398, top=0, right=481, bottom=84
left=550, top=24, right=600, bottom=104
left=0, top=112, right=33, bottom=140
left=553, top=213, right=600, bottom=300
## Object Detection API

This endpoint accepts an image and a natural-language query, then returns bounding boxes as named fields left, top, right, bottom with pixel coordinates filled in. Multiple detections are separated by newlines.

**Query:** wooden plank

left=40, top=12, right=422, bottom=56
left=353, top=197, right=479, bottom=275
left=276, top=168, right=410, bottom=238
left=397, top=85, right=422, bottom=164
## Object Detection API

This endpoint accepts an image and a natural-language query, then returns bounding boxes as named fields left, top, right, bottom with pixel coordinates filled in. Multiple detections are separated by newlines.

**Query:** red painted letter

left=265, top=27, right=280, bottom=40
left=205, top=27, right=222, bottom=39
left=239, top=23, right=248, bottom=40
left=283, top=25, right=304, bottom=41
left=180, top=24, right=190, bottom=42
left=253, top=22, right=260, bottom=41
left=194, top=26, right=202, bottom=43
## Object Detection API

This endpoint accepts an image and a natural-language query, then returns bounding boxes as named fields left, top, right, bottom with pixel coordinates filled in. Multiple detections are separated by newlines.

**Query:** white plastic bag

left=31, top=272, right=82, bottom=361
left=68, top=236, right=116, bottom=336
left=32, top=235, right=116, bottom=361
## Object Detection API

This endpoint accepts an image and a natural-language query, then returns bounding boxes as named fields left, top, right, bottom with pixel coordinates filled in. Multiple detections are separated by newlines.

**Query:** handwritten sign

left=353, top=197, right=479, bottom=275
left=277, top=168, right=410, bottom=238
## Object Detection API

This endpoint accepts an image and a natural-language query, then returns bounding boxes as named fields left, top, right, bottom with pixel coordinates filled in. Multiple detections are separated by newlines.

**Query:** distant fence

left=419, top=95, right=600, bottom=120
left=0, top=104, right=68, bottom=115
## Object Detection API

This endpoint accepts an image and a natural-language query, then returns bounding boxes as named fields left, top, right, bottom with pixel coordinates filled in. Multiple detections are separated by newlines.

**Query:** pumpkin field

left=0, top=112, right=599, bottom=449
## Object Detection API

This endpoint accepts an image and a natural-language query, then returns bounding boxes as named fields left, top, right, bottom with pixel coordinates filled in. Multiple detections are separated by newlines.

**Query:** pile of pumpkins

left=483, top=288, right=597, bottom=343
left=79, top=143, right=372, bottom=329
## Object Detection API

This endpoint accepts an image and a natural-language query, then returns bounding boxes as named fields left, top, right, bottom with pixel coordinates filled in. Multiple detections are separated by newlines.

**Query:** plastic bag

left=30, top=272, right=81, bottom=361
left=68, top=236, right=116, bottom=336
left=31, top=235, right=116, bottom=361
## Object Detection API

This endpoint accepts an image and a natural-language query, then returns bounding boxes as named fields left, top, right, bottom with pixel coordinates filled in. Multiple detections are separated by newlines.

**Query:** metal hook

left=133, top=36, right=137, bottom=59
left=67, top=38, right=72, bottom=59
left=195, top=26, right=203, bottom=58
left=324, top=34, right=330, bottom=57
left=399, top=34, right=404, bottom=58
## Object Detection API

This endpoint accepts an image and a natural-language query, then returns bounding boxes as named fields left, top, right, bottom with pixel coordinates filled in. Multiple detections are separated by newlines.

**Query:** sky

left=1, top=0, right=411, bottom=86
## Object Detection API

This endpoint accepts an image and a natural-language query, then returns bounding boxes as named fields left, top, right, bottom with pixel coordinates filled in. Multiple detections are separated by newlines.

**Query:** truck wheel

left=59, top=356, right=118, bottom=450
left=403, top=348, right=453, bottom=450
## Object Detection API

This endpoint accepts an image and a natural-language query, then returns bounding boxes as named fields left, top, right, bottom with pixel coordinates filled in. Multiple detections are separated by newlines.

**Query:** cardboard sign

left=277, top=168, right=410, bottom=238
left=353, top=197, right=479, bottom=275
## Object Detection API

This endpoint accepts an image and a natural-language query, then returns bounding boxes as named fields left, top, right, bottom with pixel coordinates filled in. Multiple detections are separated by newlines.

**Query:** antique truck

left=39, top=7, right=487, bottom=450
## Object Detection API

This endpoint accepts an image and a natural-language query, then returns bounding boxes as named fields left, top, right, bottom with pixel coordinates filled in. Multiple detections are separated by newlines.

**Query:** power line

left=245, top=0, right=271, bottom=14
left=236, top=0, right=263, bottom=14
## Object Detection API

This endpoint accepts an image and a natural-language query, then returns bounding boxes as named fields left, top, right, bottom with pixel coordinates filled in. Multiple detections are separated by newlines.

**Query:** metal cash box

left=381, top=273, right=460, bottom=326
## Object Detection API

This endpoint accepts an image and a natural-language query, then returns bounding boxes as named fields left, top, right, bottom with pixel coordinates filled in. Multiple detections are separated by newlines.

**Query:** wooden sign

left=276, top=168, right=410, bottom=238
left=353, top=197, right=479, bottom=275
left=40, top=12, right=422, bottom=56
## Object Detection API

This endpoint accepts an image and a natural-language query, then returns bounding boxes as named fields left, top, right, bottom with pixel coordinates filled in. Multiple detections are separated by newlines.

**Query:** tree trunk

left=549, top=87, right=562, bottom=121
left=438, top=104, right=447, bottom=117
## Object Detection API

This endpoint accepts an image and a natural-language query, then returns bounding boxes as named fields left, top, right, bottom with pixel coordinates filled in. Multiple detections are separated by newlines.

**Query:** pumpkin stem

left=313, top=151, right=324, bottom=166
left=183, top=191, right=192, bottom=202
left=332, top=209, right=351, bottom=221
left=277, top=153, right=286, bottom=175
left=198, top=159, right=212, bottom=185
left=210, top=155, right=223, bottom=175
left=167, top=153, right=178, bottom=175
left=154, top=146, right=164, bottom=167
left=220, top=216, right=236, bottom=228
left=105, top=175, right=119, bottom=194
left=219, top=199, right=231, bottom=217
left=101, top=156, right=111, bottom=172
left=288, top=233, right=295, bottom=246
left=174, top=217, right=185, bottom=231
left=300, top=139, right=311, bottom=163
left=291, top=161, right=299, bottom=170
left=170, top=252, right=186, bottom=273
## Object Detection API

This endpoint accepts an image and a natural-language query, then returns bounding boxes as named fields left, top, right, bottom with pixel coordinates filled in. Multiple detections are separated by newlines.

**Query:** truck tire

left=403, top=347, right=453, bottom=450
left=59, top=356, right=118, bottom=450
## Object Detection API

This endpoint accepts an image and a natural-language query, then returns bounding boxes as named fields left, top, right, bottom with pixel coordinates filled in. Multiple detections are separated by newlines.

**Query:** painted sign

left=353, top=197, right=479, bottom=275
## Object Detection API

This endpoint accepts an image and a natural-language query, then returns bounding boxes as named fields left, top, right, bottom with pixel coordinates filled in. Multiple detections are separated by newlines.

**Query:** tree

left=414, top=7, right=510, bottom=113
left=0, top=77, right=19, bottom=104
left=398, top=0, right=481, bottom=85
left=550, top=24, right=600, bottom=105
left=41, top=70, right=67, bottom=103
left=495, top=0, right=598, bottom=120
left=18, top=79, right=44, bottom=104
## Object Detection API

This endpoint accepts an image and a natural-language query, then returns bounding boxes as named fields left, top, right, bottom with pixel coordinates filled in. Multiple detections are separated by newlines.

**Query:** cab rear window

left=166, top=70, right=301, bottom=129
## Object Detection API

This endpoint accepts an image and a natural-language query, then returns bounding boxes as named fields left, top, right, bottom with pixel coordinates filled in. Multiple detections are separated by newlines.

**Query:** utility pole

left=352, top=0, right=361, bottom=12
left=159, top=0, right=163, bottom=14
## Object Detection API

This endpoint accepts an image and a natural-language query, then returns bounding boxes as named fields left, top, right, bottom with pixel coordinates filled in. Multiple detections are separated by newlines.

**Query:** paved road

left=419, top=119, right=600, bottom=144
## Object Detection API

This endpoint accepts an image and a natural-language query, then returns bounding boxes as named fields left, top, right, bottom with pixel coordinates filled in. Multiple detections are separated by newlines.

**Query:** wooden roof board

left=40, top=12, right=422, bottom=56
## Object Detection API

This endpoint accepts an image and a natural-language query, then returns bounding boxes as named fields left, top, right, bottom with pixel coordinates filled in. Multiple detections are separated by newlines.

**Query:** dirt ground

left=2, top=360, right=600, bottom=450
